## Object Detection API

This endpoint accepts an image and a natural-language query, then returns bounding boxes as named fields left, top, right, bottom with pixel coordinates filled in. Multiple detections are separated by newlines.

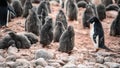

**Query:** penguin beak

left=8, top=5, right=16, bottom=17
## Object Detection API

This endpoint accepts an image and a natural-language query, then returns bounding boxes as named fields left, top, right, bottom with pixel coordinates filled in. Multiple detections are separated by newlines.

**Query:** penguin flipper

left=7, top=5, right=16, bottom=16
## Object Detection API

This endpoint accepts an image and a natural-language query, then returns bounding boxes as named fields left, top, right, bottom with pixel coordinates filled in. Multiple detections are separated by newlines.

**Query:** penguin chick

left=77, top=1, right=87, bottom=8
left=110, top=9, right=120, bottom=36
left=12, top=0, right=23, bottom=17
left=40, top=16, right=53, bottom=47
left=106, top=4, right=119, bottom=11
left=17, top=32, right=38, bottom=44
left=97, top=4, right=106, bottom=21
left=0, top=34, right=14, bottom=49
left=53, top=21, right=65, bottom=42
left=66, top=0, right=78, bottom=21
left=25, top=8, right=42, bottom=36
left=82, top=4, right=95, bottom=28
left=22, top=0, right=33, bottom=18
left=8, top=31, right=31, bottom=49
left=58, top=25, right=75, bottom=54
left=55, top=9, right=68, bottom=29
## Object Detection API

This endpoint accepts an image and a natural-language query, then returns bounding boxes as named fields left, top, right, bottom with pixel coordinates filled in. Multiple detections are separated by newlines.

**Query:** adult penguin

left=88, top=16, right=113, bottom=52
left=0, top=0, right=16, bottom=28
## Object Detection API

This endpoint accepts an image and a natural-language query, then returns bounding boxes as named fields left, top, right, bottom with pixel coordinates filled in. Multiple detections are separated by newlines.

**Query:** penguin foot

left=91, top=48, right=100, bottom=53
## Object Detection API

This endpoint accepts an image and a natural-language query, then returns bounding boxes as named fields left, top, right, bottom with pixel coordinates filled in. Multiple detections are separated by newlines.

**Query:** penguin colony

left=0, top=0, right=120, bottom=54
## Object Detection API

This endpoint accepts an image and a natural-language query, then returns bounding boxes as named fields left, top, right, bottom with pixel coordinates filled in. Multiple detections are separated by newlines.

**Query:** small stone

left=0, top=55, right=5, bottom=62
left=34, top=58, right=48, bottom=67
left=36, top=65, right=44, bottom=68
left=45, top=66, right=55, bottom=68
left=63, top=63, right=77, bottom=68
left=96, top=56, right=104, bottom=64
left=15, top=59, right=31, bottom=68
left=35, top=49, right=54, bottom=60
left=104, top=57, right=113, bottom=62
left=0, top=62, right=7, bottom=67
left=6, top=55, right=16, bottom=62
left=7, top=46, right=18, bottom=55
left=104, top=62, right=120, bottom=68
left=0, top=49, right=5, bottom=57
left=77, top=64, right=87, bottom=68
left=6, top=61, right=16, bottom=68
left=47, top=59, right=65, bottom=66
left=68, top=56, right=77, bottom=63
left=48, top=63, right=61, bottom=68
left=95, top=63, right=108, bottom=68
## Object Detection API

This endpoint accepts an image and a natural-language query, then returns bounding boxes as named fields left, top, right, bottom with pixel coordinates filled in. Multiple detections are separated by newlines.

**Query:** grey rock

left=0, top=55, right=5, bottom=62
left=7, top=46, right=18, bottom=55
left=77, top=64, right=87, bottom=68
left=6, top=61, right=16, bottom=68
left=35, top=49, right=54, bottom=60
left=104, top=57, right=113, bottom=62
left=96, top=56, right=104, bottom=64
left=63, top=63, right=77, bottom=68
left=47, top=59, right=65, bottom=66
left=0, top=62, right=7, bottom=67
left=34, top=58, right=48, bottom=67
left=6, top=55, right=16, bottom=62
left=14, top=59, right=31, bottom=68
left=0, top=49, right=5, bottom=57
left=36, top=65, right=44, bottom=68
left=95, top=63, right=108, bottom=68
left=104, top=62, right=120, bottom=68
left=45, top=66, right=55, bottom=68
left=68, top=56, right=77, bottom=63
left=48, top=63, right=61, bottom=68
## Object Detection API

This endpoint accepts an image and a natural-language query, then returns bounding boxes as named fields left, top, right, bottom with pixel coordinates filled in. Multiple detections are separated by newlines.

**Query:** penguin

left=110, top=9, right=120, bottom=36
left=0, top=0, right=16, bottom=28
left=88, top=16, right=113, bottom=52
left=106, top=4, right=119, bottom=11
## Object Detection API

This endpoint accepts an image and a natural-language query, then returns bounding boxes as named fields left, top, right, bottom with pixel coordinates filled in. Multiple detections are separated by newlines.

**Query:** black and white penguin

left=88, top=16, right=111, bottom=52
left=0, top=0, right=16, bottom=28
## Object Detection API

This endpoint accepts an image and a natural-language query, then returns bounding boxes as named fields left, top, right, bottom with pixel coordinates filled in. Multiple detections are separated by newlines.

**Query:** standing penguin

left=110, top=10, right=120, bottom=36
left=82, top=4, right=95, bottom=28
left=58, top=25, right=75, bottom=53
left=88, top=16, right=111, bottom=52
left=66, top=0, right=78, bottom=21
left=40, top=16, right=53, bottom=47
left=0, top=0, right=16, bottom=28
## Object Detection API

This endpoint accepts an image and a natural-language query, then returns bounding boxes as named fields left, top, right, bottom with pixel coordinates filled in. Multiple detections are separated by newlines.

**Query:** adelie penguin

left=66, top=0, right=78, bottom=21
left=82, top=4, right=95, bottom=28
left=40, top=16, right=53, bottom=48
left=97, top=4, right=106, bottom=21
left=88, top=16, right=113, bottom=52
left=0, top=0, right=16, bottom=28
left=53, top=21, right=65, bottom=42
left=25, top=8, right=42, bottom=36
left=58, top=25, right=75, bottom=54
left=22, top=0, right=33, bottom=18
left=55, top=9, right=68, bottom=29
left=110, top=9, right=120, bottom=36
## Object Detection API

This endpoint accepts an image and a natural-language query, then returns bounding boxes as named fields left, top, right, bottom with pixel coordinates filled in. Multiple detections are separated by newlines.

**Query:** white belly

left=90, top=22, right=99, bottom=48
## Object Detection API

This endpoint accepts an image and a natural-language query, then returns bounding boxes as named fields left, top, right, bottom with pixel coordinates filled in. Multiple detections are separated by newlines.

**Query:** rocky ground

left=0, top=1, right=120, bottom=68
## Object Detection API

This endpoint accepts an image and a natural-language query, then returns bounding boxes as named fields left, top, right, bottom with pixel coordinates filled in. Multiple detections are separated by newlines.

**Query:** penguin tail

left=103, top=45, right=120, bottom=54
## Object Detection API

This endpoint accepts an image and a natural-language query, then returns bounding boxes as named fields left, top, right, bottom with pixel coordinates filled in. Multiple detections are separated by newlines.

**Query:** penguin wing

left=7, top=5, right=16, bottom=16
left=93, top=33, right=98, bottom=44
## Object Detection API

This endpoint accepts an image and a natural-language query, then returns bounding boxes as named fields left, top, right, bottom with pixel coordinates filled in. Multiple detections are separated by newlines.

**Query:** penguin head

left=88, top=16, right=99, bottom=24
left=56, top=21, right=63, bottom=27
left=8, top=31, right=16, bottom=38
left=67, top=25, right=75, bottom=36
